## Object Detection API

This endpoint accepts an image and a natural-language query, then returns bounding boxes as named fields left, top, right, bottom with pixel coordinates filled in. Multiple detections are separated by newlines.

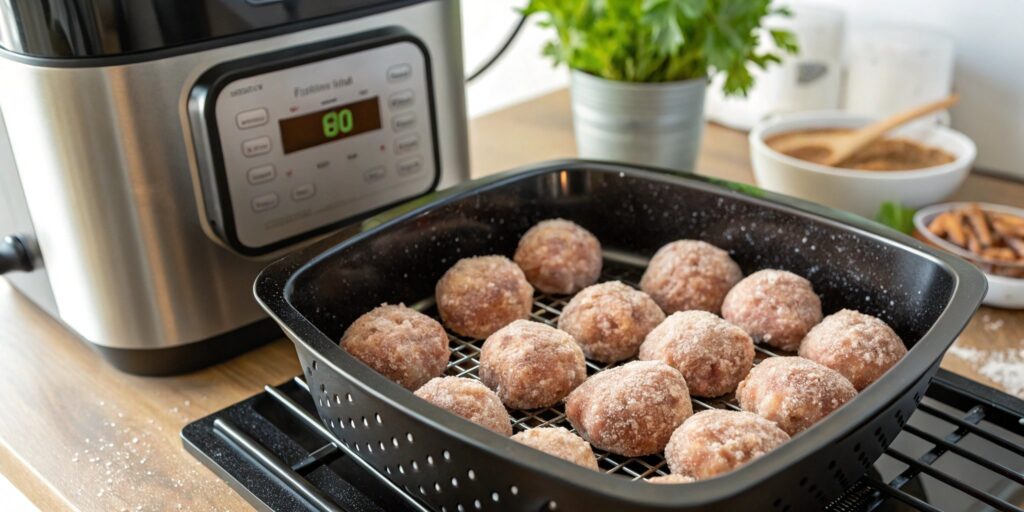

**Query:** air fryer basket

left=255, top=160, right=986, bottom=511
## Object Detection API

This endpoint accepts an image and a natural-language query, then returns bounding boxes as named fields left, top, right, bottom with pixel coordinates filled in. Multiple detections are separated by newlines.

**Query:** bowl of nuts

left=914, top=202, right=1024, bottom=308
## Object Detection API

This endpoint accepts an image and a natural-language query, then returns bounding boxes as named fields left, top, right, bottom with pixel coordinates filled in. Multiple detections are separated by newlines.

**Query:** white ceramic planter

left=570, top=70, right=707, bottom=172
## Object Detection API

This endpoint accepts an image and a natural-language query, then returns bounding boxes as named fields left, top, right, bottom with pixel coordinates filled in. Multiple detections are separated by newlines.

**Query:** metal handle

left=0, top=235, right=33, bottom=275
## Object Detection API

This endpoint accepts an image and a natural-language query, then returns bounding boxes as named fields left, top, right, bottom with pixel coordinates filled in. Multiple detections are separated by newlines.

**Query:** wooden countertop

left=1, top=89, right=1021, bottom=511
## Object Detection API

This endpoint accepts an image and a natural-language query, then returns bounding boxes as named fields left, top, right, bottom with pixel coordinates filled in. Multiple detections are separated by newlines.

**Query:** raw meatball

left=340, top=304, right=449, bottom=390
left=799, top=309, right=907, bottom=391
left=514, top=219, right=602, bottom=294
left=722, top=269, right=823, bottom=352
left=511, top=427, right=598, bottom=470
left=647, top=474, right=696, bottom=484
left=736, top=357, right=856, bottom=436
left=565, top=360, right=692, bottom=456
left=479, top=320, right=586, bottom=409
left=639, top=311, right=754, bottom=397
left=640, top=240, right=742, bottom=314
left=557, top=281, right=666, bottom=363
left=435, top=255, right=534, bottom=339
left=664, top=410, right=790, bottom=480
left=414, top=377, right=512, bottom=436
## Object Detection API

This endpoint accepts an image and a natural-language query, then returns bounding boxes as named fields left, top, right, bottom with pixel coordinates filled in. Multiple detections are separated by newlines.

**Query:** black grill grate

left=825, top=372, right=1024, bottom=512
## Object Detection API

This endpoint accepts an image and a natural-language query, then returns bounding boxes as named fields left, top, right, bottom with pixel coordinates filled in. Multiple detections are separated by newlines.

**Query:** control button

left=394, top=134, right=419, bottom=155
left=291, top=184, right=316, bottom=201
left=387, top=64, right=412, bottom=82
left=392, top=112, right=416, bottom=132
left=364, top=166, right=386, bottom=183
left=397, top=157, right=422, bottom=176
left=236, top=108, right=268, bottom=129
left=389, top=90, right=414, bottom=110
left=242, top=137, right=272, bottom=157
left=246, top=165, right=276, bottom=185
left=251, top=193, right=279, bottom=212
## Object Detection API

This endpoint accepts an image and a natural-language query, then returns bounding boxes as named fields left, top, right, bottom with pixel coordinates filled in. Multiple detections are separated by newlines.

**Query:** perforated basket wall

left=257, top=161, right=985, bottom=511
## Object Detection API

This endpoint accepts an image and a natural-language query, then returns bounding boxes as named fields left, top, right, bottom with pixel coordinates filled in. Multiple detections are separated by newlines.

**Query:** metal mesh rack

left=434, top=257, right=776, bottom=481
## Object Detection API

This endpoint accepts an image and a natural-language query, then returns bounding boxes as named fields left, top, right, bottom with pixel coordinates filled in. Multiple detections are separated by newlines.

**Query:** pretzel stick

left=982, top=247, right=1017, bottom=261
left=927, top=213, right=950, bottom=237
left=994, top=220, right=1024, bottom=239
left=966, top=204, right=994, bottom=247
left=1007, top=237, right=1024, bottom=259
left=946, top=210, right=967, bottom=247
left=965, top=225, right=982, bottom=254
left=992, top=212, right=1024, bottom=228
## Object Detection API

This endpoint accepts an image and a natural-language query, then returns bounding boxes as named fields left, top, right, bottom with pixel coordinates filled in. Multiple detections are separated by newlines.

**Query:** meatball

left=414, top=377, right=512, bottom=436
left=639, top=311, right=754, bottom=397
left=565, top=360, right=692, bottom=456
left=511, top=427, right=598, bottom=470
left=722, top=269, right=823, bottom=352
left=799, top=309, right=907, bottom=391
left=557, top=281, right=666, bottom=363
left=514, top=219, right=602, bottom=294
left=640, top=240, right=742, bottom=314
left=435, top=255, right=534, bottom=339
left=736, top=357, right=856, bottom=436
left=479, top=320, right=586, bottom=409
left=664, top=410, right=790, bottom=480
left=647, top=474, right=696, bottom=484
left=340, top=304, right=449, bottom=390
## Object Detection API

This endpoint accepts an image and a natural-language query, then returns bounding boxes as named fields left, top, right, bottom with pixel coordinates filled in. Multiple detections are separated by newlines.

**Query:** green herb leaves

left=875, top=201, right=917, bottom=235
left=524, top=0, right=796, bottom=94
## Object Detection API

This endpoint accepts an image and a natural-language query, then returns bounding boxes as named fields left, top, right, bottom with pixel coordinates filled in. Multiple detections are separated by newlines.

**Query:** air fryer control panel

left=189, top=32, right=439, bottom=254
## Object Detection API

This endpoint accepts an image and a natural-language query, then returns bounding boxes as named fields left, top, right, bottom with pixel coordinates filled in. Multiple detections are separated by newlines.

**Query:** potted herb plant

left=524, top=0, right=797, bottom=171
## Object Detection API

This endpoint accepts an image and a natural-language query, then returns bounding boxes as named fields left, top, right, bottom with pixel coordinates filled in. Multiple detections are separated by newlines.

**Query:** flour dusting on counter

left=947, top=344, right=1024, bottom=398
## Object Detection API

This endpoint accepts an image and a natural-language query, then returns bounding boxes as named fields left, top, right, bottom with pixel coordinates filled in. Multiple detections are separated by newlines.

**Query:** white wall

left=800, top=0, right=1024, bottom=177
left=461, top=0, right=568, bottom=117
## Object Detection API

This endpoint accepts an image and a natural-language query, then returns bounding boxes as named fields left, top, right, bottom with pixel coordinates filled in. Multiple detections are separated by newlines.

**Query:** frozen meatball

left=511, top=427, right=598, bottom=470
left=639, top=311, right=754, bottom=397
left=722, top=269, right=823, bottom=352
left=647, top=474, right=696, bottom=484
left=664, top=410, right=790, bottom=480
left=557, top=281, right=666, bottom=363
left=414, top=377, right=512, bottom=436
left=340, top=304, right=449, bottom=390
left=799, top=309, right=907, bottom=391
left=565, top=360, right=692, bottom=456
left=435, top=255, right=534, bottom=339
left=514, top=219, right=602, bottom=294
left=479, top=320, right=586, bottom=409
left=640, top=240, right=742, bottom=314
left=736, top=357, right=856, bottom=436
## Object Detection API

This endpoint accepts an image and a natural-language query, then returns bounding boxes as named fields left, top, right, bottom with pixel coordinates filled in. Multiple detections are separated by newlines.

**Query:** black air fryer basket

left=255, top=161, right=986, bottom=511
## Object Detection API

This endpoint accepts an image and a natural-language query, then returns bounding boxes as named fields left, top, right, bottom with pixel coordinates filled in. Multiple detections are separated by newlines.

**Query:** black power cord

left=0, top=235, right=33, bottom=274
left=465, top=13, right=529, bottom=83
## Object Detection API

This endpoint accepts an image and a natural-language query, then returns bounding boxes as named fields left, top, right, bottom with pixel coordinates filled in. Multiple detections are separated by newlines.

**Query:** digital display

left=279, top=97, right=381, bottom=154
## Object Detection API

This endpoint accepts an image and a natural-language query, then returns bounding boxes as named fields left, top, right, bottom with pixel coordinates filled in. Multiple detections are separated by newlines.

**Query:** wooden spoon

left=771, top=95, right=960, bottom=167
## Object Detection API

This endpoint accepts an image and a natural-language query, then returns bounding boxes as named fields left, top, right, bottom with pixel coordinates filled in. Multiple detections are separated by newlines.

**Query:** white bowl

left=748, top=111, right=977, bottom=218
left=913, top=202, right=1024, bottom=309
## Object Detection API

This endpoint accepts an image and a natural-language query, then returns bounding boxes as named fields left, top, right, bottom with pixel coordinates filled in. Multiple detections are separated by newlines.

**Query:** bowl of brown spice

left=914, top=202, right=1024, bottom=308
left=749, top=111, right=976, bottom=218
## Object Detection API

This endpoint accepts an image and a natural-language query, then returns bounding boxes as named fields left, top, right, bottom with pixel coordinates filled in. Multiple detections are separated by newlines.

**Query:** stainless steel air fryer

left=0, top=0, right=470, bottom=374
